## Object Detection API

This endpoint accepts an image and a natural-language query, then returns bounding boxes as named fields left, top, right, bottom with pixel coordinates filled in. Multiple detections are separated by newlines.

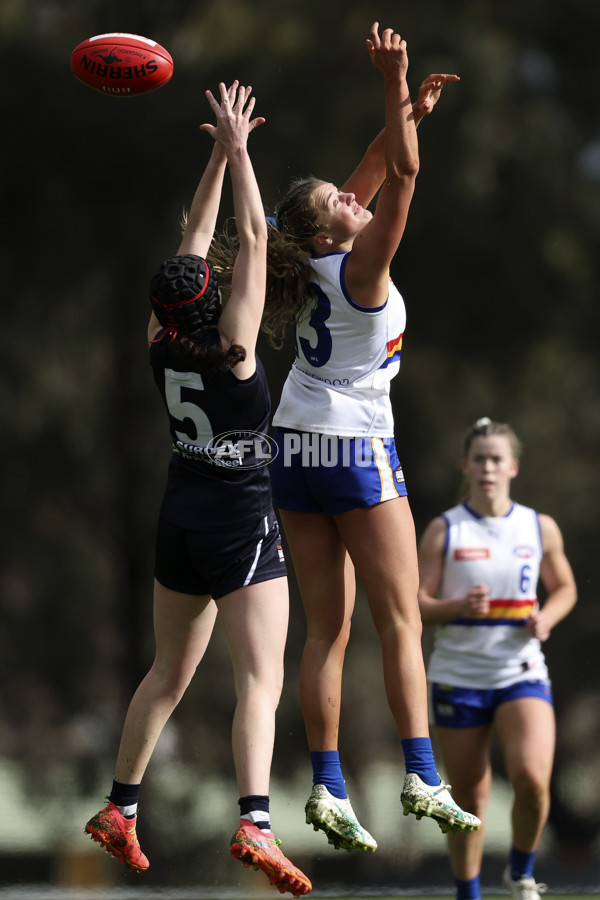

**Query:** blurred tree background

left=1, top=0, right=599, bottom=893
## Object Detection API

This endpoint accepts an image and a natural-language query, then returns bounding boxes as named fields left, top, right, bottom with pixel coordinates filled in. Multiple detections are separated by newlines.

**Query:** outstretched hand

left=412, top=73, right=460, bottom=126
left=366, top=21, right=409, bottom=80
left=200, top=80, right=265, bottom=151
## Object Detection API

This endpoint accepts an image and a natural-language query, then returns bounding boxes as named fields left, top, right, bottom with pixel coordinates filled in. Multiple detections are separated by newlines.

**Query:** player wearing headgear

left=148, top=252, right=274, bottom=532
left=84, top=81, right=311, bottom=898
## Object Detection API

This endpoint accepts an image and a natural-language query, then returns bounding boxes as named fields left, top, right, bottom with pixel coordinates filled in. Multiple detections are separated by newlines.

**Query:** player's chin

left=355, top=210, right=373, bottom=230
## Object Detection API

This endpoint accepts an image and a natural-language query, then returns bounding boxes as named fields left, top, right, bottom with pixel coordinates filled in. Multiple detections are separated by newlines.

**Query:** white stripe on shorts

left=372, top=438, right=400, bottom=503
left=243, top=515, right=270, bottom=586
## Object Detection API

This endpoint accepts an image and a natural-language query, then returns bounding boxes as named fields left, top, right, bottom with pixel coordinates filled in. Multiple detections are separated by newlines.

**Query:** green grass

left=93, top=896, right=599, bottom=900
left=2, top=894, right=596, bottom=900
left=49, top=895, right=596, bottom=900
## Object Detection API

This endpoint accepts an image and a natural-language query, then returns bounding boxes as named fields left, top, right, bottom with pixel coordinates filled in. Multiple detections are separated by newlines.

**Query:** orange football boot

left=85, top=801, right=149, bottom=872
left=230, top=819, right=311, bottom=896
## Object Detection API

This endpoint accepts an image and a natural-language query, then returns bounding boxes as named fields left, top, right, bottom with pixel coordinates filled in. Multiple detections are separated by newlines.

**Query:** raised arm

left=344, top=23, right=419, bottom=308
left=201, top=82, right=266, bottom=379
left=412, top=73, right=460, bottom=127
left=340, top=128, right=386, bottom=210
left=176, top=128, right=228, bottom=258
left=147, top=87, right=232, bottom=343
left=341, top=74, right=459, bottom=207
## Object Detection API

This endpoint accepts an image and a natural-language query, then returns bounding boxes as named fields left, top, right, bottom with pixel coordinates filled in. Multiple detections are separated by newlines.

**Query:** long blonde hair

left=262, top=176, right=326, bottom=348
left=202, top=175, right=328, bottom=349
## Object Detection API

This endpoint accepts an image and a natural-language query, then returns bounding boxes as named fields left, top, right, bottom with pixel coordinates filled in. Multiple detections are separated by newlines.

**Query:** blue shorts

left=431, top=680, right=553, bottom=728
left=154, top=508, right=286, bottom=599
left=270, top=427, right=408, bottom=515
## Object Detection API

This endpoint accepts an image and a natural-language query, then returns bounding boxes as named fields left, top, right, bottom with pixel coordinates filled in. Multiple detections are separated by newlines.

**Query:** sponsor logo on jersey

left=454, top=547, right=491, bottom=561
left=395, top=465, right=405, bottom=484
left=513, top=545, right=535, bottom=558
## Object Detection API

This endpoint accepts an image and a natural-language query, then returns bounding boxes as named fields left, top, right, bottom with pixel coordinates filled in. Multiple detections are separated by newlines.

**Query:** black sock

left=238, top=794, right=270, bottom=831
left=109, top=780, right=141, bottom=819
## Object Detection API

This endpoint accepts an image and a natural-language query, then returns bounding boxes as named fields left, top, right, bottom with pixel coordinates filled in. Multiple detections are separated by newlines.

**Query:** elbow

left=256, top=218, right=268, bottom=243
left=256, top=226, right=268, bottom=250
left=403, top=158, right=420, bottom=179
left=417, top=596, right=432, bottom=626
left=570, top=586, right=578, bottom=611
left=389, top=159, right=419, bottom=183
left=242, top=223, right=268, bottom=250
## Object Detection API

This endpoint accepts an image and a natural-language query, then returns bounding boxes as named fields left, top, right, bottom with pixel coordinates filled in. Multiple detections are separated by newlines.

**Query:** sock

left=239, top=794, right=271, bottom=832
left=310, top=750, right=347, bottom=799
left=108, top=780, right=141, bottom=819
left=509, top=846, right=536, bottom=880
left=401, top=737, right=440, bottom=786
left=455, top=875, right=481, bottom=900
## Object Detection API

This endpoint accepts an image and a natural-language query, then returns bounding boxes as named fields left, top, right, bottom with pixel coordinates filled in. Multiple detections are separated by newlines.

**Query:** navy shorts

left=430, top=680, right=554, bottom=728
left=154, top=508, right=286, bottom=599
left=270, top=427, right=408, bottom=515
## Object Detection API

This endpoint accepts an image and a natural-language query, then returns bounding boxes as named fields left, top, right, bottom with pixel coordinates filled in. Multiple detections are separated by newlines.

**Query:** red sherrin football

left=70, top=33, right=173, bottom=97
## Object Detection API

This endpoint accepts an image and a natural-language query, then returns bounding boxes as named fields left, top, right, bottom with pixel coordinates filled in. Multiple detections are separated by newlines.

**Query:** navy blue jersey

left=150, top=338, right=273, bottom=530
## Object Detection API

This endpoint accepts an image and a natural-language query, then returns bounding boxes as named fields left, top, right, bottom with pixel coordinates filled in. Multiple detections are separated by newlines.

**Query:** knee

left=450, top=778, right=491, bottom=818
left=271, top=665, right=285, bottom=705
left=376, top=608, right=422, bottom=644
left=511, top=768, right=549, bottom=807
left=238, top=666, right=284, bottom=709
left=148, top=660, right=195, bottom=703
left=307, top=617, right=352, bottom=650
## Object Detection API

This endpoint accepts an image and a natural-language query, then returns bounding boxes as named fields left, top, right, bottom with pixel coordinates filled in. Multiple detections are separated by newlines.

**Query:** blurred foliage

left=1, top=0, right=599, bottom=884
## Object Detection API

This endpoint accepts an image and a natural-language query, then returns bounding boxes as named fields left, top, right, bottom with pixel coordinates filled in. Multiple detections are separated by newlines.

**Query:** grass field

left=1, top=896, right=596, bottom=900
left=1, top=893, right=598, bottom=900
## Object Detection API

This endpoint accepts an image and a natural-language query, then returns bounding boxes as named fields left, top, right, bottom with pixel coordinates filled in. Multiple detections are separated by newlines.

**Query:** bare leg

left=217, top=576, right=289, bottom=796
left=335, top=497, right=429, bottom=737
left=114, top=579, right=217, bottom=783
left=279, top=510, right=354, bottom=752
left=85, top=581, right=217, bottom=872
left=435, top=723, right=493, bottom=880
left=278, top=510, right=377, bottom=852
left=333, top=498, right=480, bottom=835
left=222, top=576, right=313, bottom=897
left=495, top=698, right=555, bottom=853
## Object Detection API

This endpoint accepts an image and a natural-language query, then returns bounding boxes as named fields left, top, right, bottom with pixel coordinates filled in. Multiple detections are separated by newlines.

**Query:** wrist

left=225, top=144, right=250, bottom=161
left=211, top=143, right=227, bottom=163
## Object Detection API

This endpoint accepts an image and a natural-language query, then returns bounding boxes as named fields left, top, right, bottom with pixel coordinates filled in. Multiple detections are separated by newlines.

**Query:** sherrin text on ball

left=70, top=32, right=173, bottom=97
